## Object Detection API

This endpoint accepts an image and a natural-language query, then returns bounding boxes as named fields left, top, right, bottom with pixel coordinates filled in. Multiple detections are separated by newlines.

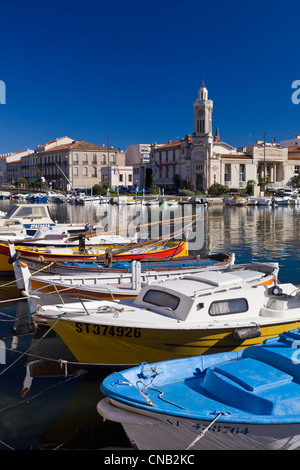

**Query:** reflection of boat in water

left=0, top=303, right=130, bottom=450
left=99, top=328, right=300, bottom=450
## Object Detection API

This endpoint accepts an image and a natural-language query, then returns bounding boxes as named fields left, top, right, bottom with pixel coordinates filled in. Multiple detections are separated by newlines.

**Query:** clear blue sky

left=0, top=0, right=299, bottom=153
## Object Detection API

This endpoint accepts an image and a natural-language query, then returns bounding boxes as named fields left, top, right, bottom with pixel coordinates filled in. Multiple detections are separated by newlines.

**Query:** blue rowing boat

left=98, top=328, right=300, bottom=450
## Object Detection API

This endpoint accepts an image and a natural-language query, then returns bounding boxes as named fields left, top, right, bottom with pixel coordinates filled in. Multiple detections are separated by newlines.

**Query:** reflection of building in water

left=205, top=206, right=300, bottom=259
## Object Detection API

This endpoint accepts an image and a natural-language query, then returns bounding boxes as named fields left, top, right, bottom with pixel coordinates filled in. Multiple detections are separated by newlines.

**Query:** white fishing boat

left=142, top=198, right=160, bottom=206
left=0, top=204, right=103, bottom=236
left=13, top=252, right=234, bottom=303
left=116, top=197, right=139, bottom=205
left=98, top=328, right=300, bottom=450
left=82, top=195, right=107, bottom=204
left=163, top=199, right=179, bottom=206
left=224, top=193, right=248, bottom=206
left=30, top=261, right=300, bottom=368
left=247, top=196, right=273, bottom=206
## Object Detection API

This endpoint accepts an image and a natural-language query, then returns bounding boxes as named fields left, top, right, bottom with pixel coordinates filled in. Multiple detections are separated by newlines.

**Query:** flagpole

left=264, top=132, right=266, bottom=192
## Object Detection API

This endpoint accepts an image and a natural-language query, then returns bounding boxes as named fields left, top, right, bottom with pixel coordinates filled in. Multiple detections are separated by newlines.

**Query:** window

left=129, top=174, right=132, bottom=182
left=225, top=164, right=231, bottom=183
left=73, top=154, right=78, bottom=163
left=143, top=289, right=180, bottom=310
left=209, top=298, right=248, bottom=316
left=73, top=166, right=78, bottom=176
left=83, top=154, right=88, bottom=163
left=16, top=206, right=47, bottom=218
left=92, top=167, right=97, bottom=177
left=83, top=167, right=88, bottom=176
left=197, top=120, right=204, bottom=133
left=239, top=164, right=246, bottom=182
left=101, top=154, right=106, bottom=164
left=295, top=166, right=300, bottom=175
left=92, top=154, right=97, bottom=164
left=119, top=174, right=123, bottom=182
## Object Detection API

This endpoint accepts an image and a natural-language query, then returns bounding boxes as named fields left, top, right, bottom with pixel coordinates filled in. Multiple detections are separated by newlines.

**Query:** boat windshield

left=142, top=289, right=180, bottom=310
left=4, top=206, right=19, bottom=218
left=5, top=205, right=49, bottom=218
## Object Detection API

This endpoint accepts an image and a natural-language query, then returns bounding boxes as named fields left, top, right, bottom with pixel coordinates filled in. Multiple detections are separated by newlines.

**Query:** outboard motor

left=78, top=234, right=86, bottom=252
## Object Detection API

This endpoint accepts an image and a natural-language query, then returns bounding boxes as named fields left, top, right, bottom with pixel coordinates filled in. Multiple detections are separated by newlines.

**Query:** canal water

left=1, top=199, right=300, bottom=450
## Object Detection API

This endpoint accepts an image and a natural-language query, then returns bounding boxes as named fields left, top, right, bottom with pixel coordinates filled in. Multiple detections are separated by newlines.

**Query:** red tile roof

left=38, top=140, right=110, bottom=154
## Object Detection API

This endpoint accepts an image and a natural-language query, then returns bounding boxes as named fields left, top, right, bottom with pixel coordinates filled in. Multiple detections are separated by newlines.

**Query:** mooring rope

left=185, top=412, right=224, bottom=450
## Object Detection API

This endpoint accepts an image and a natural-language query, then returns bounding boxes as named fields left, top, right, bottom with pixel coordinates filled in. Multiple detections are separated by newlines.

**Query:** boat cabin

left=0, top=204, right=56, bottom=235
left=132, top=271, right=295, bottom=323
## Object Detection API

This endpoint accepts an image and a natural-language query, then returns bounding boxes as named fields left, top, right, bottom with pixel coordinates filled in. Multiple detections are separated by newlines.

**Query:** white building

left=101, top=165, right=133, bottom=189
left=150, top=82, right=236, bottom=191
left=126, top=144, right=151, bottom=188
left=149, top=83, right=300, bottom=192
left=2, top=149, right=34, bottom=184
left=280, top=135, right=300, bottom=147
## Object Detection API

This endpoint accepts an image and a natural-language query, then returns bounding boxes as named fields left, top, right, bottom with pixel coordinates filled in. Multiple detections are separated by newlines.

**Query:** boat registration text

left=75, top=322, right=142, bottom=337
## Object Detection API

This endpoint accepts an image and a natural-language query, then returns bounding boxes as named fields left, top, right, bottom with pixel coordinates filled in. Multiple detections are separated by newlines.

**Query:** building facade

left=126, top=144, right=151, bottom=188
left=20, top=138, right=126, bottom=191
left=149, top=84, right=300, bottom=192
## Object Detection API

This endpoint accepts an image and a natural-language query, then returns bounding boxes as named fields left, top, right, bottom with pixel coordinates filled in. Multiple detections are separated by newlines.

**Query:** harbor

left=1, top=200, right=300, bottom=450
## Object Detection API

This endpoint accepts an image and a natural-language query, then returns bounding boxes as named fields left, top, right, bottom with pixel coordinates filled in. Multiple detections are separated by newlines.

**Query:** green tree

left=208, top=183, right=229, bottom=196
left=245, top=179, right=256, bottom=195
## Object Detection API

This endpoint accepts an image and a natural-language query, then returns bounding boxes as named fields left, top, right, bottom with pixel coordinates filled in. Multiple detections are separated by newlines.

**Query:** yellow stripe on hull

left=48, top=319, right=300, bottom=366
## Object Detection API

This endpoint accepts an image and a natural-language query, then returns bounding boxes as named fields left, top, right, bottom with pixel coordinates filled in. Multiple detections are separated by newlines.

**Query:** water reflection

left=0, top=300, right=130, bottom=450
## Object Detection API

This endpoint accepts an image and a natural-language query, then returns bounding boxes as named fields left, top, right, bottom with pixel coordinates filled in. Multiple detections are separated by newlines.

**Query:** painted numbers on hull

left=75, top=322, right=142, bottom=338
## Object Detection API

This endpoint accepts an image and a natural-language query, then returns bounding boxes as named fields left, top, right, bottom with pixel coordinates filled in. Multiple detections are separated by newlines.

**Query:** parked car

left=164, top=188, right=179, bottom=195
left=1, top=183, right=15, bottom=188
left=279, top=189, right=297, bottom=196
left=189, top=196, right=210, bottom=205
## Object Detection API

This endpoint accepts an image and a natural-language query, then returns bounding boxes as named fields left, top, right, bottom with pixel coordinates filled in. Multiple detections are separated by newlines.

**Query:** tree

left=149, top=174, right=159, bottom=194
left=293, top=175, right=300, bottom=188
left=245, top=179, right=256, bottom=195
left=13, top=177, right=28, bottom=188
left=208, top=183, right=229, bottom=196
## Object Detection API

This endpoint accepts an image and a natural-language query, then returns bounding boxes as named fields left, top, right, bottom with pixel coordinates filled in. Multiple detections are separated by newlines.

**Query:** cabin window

left=143, top=289, right=180, bottom=310
left=16, top=206, right=47, bottom=217
left=209, top=298, right=248, bottom=316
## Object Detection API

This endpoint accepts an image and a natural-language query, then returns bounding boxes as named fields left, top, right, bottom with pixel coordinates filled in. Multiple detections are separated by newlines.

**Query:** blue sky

left=0, top=0, right=299, bottom=153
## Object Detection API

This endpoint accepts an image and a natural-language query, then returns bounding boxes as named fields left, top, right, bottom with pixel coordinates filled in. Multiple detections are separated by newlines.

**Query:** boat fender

left=85, top=223, right=93, bottom=231
left=269, top=285, right=283, bottom=296
left=8, top=251, right=20, bottom=264
left=233, top=326, right=261, bottom=341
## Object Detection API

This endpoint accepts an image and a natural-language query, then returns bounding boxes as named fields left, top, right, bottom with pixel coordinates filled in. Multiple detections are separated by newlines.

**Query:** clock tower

left=193, top=81, right=213, bottom=143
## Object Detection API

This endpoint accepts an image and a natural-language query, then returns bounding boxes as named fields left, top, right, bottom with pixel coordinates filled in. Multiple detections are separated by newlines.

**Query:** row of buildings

left=1, top=83, right=300, bottom=193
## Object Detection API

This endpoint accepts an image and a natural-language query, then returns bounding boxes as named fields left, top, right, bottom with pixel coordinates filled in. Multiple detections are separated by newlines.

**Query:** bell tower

left=193, top=82, right=213, bottom=142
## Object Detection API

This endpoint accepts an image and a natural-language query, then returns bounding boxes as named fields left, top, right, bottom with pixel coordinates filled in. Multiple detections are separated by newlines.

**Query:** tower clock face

left=198, top=110, right=204, bottom=116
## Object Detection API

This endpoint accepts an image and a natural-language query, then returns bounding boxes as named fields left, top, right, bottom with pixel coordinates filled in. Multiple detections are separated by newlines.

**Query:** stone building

left=20, top=138, right=126, bottom=191
left=149, top=83, right=300, bottom=192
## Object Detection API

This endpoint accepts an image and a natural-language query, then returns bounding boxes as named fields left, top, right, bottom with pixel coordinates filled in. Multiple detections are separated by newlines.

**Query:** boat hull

left=44, top=319, right=300, bottom=366
left=0, top=240, right=188, bottom=273
left=98, top=398, right=300, bottom=450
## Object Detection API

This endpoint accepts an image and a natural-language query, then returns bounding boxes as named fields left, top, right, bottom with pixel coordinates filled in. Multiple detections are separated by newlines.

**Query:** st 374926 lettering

left=75, top=322, right=142, bottom=338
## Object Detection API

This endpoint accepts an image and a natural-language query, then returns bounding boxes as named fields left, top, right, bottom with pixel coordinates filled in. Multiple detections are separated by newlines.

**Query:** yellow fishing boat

left=32, top=268, right=300, bottom=366
left=0, top=239, right=189, bottom=273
